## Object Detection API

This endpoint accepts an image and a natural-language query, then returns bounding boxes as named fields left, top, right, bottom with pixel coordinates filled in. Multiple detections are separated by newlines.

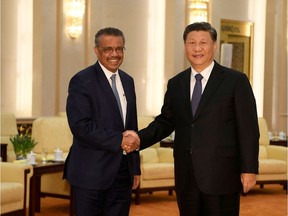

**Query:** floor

left=34, top=184, right=287, bottom=216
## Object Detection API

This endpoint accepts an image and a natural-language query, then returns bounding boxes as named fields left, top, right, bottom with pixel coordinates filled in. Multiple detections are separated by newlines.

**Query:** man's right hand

left=121, top=130, right=140, bottom=153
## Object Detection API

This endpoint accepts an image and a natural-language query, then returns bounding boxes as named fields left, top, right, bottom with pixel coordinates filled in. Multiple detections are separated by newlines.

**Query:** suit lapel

left=181, top=68, right=194, bottom=120
left=94, top=62, right=115, bottom=99
left=94, top=62, right=125, bottom=127
left=194, top=62, right=225, bottom=118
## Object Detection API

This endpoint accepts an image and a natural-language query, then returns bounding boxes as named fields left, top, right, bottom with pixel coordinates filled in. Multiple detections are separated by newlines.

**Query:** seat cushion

left=1, top=182, right=24, bottom=204
left=259, top=159, right=287, bottom=174
left=259, top=145, right=268, bottom=159
left=41, top=173, right=70, bottom=196
left=140, top=148, right=160, bottom=163
left=156, top=147, right=174, bottom=163
left=142, top=163, right=174, bottom=180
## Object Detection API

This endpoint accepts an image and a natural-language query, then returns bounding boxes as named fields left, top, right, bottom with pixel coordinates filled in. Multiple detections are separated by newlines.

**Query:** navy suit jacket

left=139, top=61, right=259, bottom=194
left=64, top=61, right=140, bottom=190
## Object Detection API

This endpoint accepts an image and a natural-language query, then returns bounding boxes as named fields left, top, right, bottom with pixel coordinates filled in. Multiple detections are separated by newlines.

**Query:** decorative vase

left=16, top=154, right=25, bottom=160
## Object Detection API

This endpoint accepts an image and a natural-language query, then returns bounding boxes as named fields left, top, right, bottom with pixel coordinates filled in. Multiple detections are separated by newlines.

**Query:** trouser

left=176, top=153, right=240, bottom=216
left=72, top=156, right=131, bottom=216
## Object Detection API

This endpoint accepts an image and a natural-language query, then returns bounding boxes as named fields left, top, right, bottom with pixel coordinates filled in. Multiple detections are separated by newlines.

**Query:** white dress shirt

left=190, top=61, right=214, bottom=99
left=99, top=62, right=127, bottom=126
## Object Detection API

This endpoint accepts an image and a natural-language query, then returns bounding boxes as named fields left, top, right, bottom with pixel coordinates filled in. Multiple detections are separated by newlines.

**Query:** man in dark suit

left=125, top=22, right=259, bottom=215
left=64, top=27, right=140, bottom=216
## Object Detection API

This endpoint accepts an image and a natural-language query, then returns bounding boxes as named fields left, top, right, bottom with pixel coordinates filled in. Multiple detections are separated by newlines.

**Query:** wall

left=1, top=0, right=33, bottom=116
left=1, top=0, right=287, bottom=133
left=1, top=0, right=18, bottom=114
left=263, top=0, right=287, bottom=133
left=30, top=0, right=187, bottom=117
left=209, top=0, right=250, bottom=61
left=87, top=0, right=185, bottom=116
left=32, top=0, right=88, bottom=116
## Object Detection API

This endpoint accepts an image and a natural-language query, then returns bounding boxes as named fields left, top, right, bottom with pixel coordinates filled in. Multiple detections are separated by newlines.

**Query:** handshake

left=121, top=130, right=140, bottom=153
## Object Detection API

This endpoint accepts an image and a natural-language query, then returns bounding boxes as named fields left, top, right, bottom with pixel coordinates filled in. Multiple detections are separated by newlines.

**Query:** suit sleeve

left=234, top=74, right=259, bottom=174
left=139, top=80, right=175, bottom=150
left=66, top=74, right=122, bottom=153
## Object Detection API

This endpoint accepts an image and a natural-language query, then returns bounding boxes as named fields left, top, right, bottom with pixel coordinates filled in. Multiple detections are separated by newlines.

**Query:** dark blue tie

left=111, top=74, right=123, bottom=120
left=191, top=74, right=203, bottom=116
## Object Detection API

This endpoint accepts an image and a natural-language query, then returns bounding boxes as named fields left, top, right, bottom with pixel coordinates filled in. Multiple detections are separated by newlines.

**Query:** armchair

left=31, top=116, right=72, bottom=198
left=0, top=113, right=18, bottom=162
left=133, top=116, right=175, bottom=204
left=0, top=162, right=33, bottom=216
left=256, top=118, right=287, bottom=189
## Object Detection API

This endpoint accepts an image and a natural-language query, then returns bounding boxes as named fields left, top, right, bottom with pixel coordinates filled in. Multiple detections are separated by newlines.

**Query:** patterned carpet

left=35, top=184, right=287, bottom=216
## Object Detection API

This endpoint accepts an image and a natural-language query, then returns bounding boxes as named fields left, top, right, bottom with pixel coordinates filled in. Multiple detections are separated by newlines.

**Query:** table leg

left=35, top=176, right=41, bottom=212
left=0, top=143, right=7, bottom=162
left=29, top=175, right=41, bottom=216
left=29, top=176, right=36, bottom=216
left=69, top=190, right=74, bottom=216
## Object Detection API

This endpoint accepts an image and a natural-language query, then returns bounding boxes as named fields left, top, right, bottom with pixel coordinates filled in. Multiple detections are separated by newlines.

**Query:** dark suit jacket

left=139, top=61, right=259, bottom=195
left=64, top=61, right=140, bottom=190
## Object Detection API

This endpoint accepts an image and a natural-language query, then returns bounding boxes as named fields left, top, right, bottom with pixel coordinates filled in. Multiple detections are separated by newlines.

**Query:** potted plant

left=9, top=134, right=38, bottom=160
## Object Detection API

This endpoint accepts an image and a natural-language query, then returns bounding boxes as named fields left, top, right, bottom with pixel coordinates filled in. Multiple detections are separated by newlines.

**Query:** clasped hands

left=121, top=130, right=140, bottom=153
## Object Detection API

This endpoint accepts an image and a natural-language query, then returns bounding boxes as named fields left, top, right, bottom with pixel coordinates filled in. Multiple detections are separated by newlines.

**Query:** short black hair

left=183, top=22, right=217, bottom=42
left=94, top=27, right=125, bottom=47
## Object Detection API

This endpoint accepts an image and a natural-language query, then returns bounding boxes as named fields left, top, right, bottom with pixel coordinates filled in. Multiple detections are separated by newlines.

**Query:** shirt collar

left=191, top=61, right=214, bottom=81
left=98, top=61, right=119, bottom=81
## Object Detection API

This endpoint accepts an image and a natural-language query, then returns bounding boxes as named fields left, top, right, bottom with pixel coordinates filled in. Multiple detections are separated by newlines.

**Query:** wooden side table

left=270, top=139, right=287, bottom=147
left=29, top=162, right=73, bottom=216
left=1, top=143, right=8, bottom=162
left=160, top=139, right=174, bottom=148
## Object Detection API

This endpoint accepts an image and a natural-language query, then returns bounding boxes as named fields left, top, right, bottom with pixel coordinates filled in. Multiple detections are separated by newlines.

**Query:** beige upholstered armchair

left=257, top=117, right=287, bottom=189
left=0, top=162, right=33, bottom=215
left=0, top=113, right=19, bottom=162
left=31, top=115, right=72, bottom=198
left=133, top=116, right=175, bottom=204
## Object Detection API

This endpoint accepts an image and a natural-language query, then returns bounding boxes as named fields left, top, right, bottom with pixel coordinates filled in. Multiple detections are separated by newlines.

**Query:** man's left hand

left=132, top=175, right=140, bottom=189
left=241, top=173, right=256, bottom=193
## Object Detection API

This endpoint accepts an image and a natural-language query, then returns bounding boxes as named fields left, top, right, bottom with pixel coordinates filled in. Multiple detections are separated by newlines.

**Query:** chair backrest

left=140, top=148, right=160, bottom=163
left=258, top=117, right=270, bottom=159
left=137, top=116, right=160, bottom=148
left=0, top=113, right=19, bottom=161
left=137, top=116, right=154, bottom=130
left=32, top=116, right=73, bottom=153
left=0, top=113, right=18, bottom=136
left=258, top=117, right=270, bottom=146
